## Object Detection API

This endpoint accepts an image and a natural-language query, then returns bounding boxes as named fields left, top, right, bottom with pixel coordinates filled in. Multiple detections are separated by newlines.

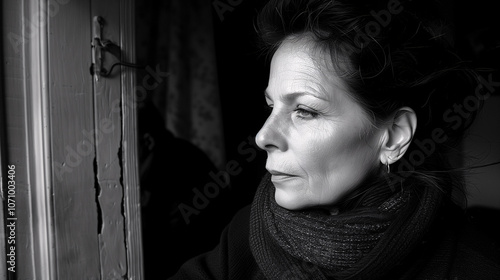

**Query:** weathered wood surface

left=2, top=0, right=142, bottom=278
left=120, top=0, right=144, bottom=278
left=2, top=2, right=32, bottom=279
left=48, top=0, right=101, bottom=279
left=91, top=0, right=128, bottom=279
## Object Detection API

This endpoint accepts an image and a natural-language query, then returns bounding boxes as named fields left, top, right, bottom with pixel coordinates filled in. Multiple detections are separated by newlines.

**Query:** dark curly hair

left=256, top=0, right=485, bottom=209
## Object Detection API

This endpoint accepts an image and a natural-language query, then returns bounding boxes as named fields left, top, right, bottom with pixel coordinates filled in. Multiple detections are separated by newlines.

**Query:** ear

left=379, top=107, right=417, bottom=165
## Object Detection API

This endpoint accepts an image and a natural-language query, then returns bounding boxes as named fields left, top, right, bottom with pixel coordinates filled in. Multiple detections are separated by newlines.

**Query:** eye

left=294, top=107, right=319, bottom=119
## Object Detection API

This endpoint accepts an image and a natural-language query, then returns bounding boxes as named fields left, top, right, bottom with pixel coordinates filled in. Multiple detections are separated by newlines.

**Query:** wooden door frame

left=1, top=0, right=143, bottom=279
left=119, top=1, right=144, bottom=278
left=2, top=1, right=56, bottom=278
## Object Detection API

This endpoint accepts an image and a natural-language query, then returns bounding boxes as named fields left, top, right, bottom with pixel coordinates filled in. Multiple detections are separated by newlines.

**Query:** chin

left=274, top=189, right=310, bottom=210
left=274, top=188, right=343, bottom=211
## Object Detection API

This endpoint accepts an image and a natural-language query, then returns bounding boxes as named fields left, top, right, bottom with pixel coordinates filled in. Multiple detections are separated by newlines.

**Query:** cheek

left=294, top=129, right=347, bottom=178
left=296, top=128, right=378, bottom=186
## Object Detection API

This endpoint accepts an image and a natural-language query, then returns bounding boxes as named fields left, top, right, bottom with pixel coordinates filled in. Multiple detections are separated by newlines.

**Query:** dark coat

left=169, top=205, right=500, bottom=280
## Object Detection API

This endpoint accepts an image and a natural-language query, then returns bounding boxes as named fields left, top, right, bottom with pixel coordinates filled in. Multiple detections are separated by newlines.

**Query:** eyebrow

left=264, top=90, right=329, bottom=102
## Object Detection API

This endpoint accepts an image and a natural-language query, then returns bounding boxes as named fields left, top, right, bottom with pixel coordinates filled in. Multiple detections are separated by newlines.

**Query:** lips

left=267, top=169, right=298, bottom=183
left=268, top=170, right=295, bottom=177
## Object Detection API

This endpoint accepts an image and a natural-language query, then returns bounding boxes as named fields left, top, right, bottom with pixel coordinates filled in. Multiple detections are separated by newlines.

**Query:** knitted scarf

left=249, top=172, right=444, bottom=280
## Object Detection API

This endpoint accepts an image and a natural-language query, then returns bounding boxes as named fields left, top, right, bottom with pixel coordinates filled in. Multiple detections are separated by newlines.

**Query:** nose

left=255, top=113, right=288, bottom=152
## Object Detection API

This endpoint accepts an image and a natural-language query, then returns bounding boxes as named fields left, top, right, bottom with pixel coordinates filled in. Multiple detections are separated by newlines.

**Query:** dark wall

left=211, top=0, right=270, bottom=211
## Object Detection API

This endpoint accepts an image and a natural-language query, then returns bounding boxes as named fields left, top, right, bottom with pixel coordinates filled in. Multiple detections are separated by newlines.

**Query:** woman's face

left=256, top=37, right=384, bottom=211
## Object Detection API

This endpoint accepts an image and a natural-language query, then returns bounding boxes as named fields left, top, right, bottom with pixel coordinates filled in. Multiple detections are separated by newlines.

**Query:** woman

left=169, top=0, right=500, bottom=279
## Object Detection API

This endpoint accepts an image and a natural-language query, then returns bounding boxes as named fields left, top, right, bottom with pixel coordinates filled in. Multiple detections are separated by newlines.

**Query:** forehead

left=267, top=37, right=348, bottom=101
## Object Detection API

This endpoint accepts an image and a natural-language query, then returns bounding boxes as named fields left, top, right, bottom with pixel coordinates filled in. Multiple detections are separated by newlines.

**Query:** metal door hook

left=90, top=16, right=144, bottom=81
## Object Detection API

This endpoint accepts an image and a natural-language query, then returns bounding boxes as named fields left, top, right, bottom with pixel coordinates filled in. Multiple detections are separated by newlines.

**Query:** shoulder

left=225, top=204, right=252, bottom=258
left=168, top=204, right=265, bottom=280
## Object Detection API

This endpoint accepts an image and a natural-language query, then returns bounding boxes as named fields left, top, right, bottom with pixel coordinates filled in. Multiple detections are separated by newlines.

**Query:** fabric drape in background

left=136, top=0, right=226, bottom=169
